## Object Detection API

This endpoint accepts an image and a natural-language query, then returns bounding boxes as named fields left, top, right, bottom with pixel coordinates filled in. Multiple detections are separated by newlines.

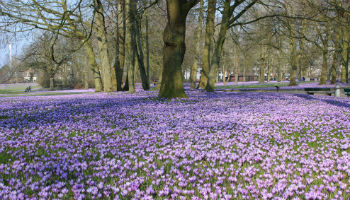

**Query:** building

left=22, top=68, right=37, bottom=82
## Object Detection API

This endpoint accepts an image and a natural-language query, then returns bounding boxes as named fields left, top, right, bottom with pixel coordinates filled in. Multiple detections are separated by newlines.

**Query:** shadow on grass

left=293, top=94, right=350, bottom=109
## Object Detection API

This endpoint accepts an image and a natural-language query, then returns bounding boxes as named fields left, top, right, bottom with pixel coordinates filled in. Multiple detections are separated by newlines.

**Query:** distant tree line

left=0, top=0, right=349, bottom=97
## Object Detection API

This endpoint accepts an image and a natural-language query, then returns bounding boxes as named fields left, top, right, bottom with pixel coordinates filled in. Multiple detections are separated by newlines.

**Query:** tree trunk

left=243, top=67, right=246, bottom=82
left=159, top=0, right=198, bottom=98
left=156, top=71, right=162, bottom=90
left=259, top=60, right=265, bottom=83
left=299, top=19, right=307, bottom=81
left=145, top=15, right=151, bottom=83
left=84, top=41, right=103, bottom=92
left=320, top=39, right=329, bottom=85
left=135, top=17, right=150, bottom=90
left=120, top=0, right=127, bottom=88
left=277, top=64, right=282, bottom=82
left=49, top=77, right=54, bottom=90
left=125, top=0, right=135, bottom=93
left=267, top=53, right=271, bottom=82
left=289, top=37, right=297, bottom=86
left=84, top=70, right=89, bottom=89
left=234, top=53, right=239, bottom=84
left=94, top=0, right=114, bottom=92
left=123, top=75, right=129, bottom=91
left=223, top=63, right=227, bottom=85
left=190, top=0, right=203, bottom=89
left=259, top=47, right=266, bottom=83
left=330, top=51, right=338, bottom=84
left=198, top=0, right=216, bottom=89
left=114, top=1, right=124, bottom=91
left=206, top=0, right=230, bottom=92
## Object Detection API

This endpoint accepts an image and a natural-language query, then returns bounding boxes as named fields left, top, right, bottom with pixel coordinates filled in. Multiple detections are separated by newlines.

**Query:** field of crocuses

left=0, top=90, right=349, bottom=199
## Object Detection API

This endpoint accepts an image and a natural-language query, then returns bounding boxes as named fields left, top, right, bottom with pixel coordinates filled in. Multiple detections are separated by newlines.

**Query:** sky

left=0, top=34, right=33, bottom=68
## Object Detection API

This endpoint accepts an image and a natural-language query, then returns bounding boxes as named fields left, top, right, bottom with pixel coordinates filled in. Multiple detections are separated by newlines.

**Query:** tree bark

left=330, top=51, right=338, bottom=84
left=84, top=41, right=103, bottom=92
left=114, top=1, right=124, bottom=91
left=84, top=70, right=89, bottom=89
left=145, top=15, right=150, bottom=83
left=94, top=0, right=114, bottom=92
left=223, top=63, right=227, bottom=85
left=135, top=17, right=150, bottom=90
left=259, top=47, right=266, bottom=83
left=277, top=63, right=282, bottom=82
left=289, top=37, right=297, bottom=86
left=198, top=0, right=216, bottom=89
left=259, top=59, right=265, bottom=83
left=341, top=38, right=349, bottom=83
left=319, top=35, right=329, bottom=85
left=234, top=45, right=239, bottom=84
left=125, top=0, right=135, bottom=93
left=49, top=77, right=54, bottom=90
left=267, top=51, right=271, bottom=82
left=159, top=0, right=199, bottom=98
left=190, top=0, right=203, bottom=89
left=206, top=0, right=230, bottom=92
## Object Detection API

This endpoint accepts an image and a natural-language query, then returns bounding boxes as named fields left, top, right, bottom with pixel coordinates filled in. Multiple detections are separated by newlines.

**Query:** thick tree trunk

left=84, top=41, right=103, bottom=92
left=289, top=37, right=297, bottom=86
left=94, top=0, right=114, bottom=92
left=190, top=0, right=203, bottom=89
left=159, top=15, right=187, bottom=97
left=159, top=0, right=198, bottom=98
left=198, top=0, right=216, bottom=89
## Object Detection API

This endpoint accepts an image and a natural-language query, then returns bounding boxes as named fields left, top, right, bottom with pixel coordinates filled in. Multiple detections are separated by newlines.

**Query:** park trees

left=22, top=32, right=71, bottom=90
left=190, top=0, right=204, bottom=89
left=205, top=0, right=258, bottom=92
left=198, top=0, right=216, bottom=89
left=0, top=0, right=107, bottom=91
left=158, top=0, right=199, bottom=98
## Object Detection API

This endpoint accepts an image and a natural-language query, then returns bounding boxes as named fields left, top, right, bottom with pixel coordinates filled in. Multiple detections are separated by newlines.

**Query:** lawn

left=0, top=84, right=41, bottom=94
left=0, top=84, right=94, bottom=97
left=0, top=90, right=349, bottom=199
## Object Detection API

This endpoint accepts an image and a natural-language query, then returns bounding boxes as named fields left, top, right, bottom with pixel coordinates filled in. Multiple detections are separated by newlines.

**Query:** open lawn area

left=0, top=83, right=41, bottom=95
left=0, top=90, right=349, bottom=199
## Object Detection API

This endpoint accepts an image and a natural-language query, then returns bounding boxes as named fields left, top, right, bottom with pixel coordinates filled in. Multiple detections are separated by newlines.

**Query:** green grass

left=0, top=85, right=41, bottom=94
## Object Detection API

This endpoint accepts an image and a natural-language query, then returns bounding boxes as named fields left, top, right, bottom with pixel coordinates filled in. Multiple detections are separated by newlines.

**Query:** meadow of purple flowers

left=0, top=90, right=349, bottom=199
